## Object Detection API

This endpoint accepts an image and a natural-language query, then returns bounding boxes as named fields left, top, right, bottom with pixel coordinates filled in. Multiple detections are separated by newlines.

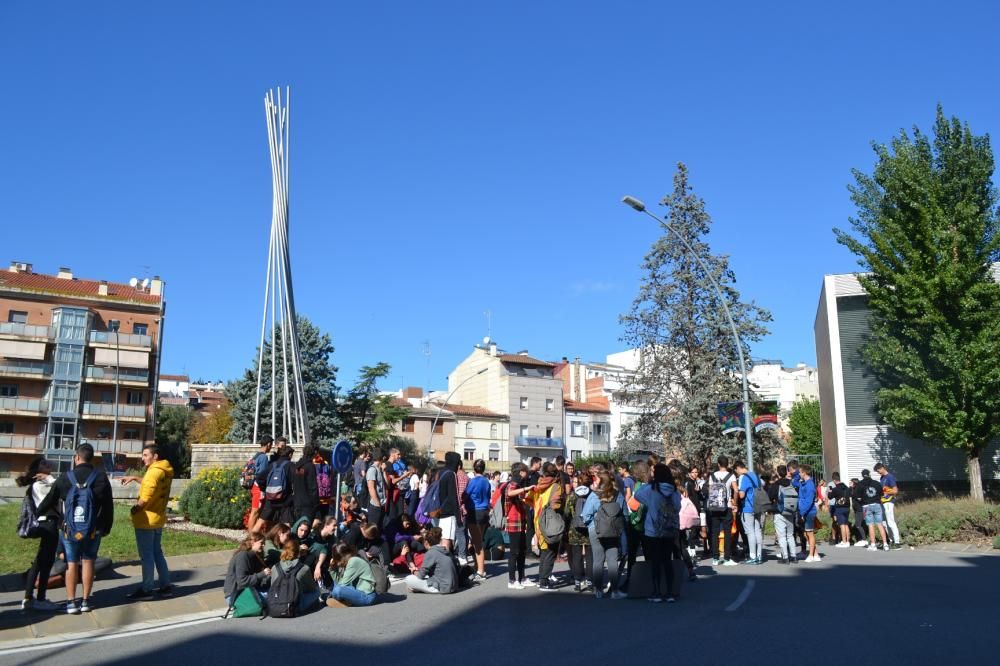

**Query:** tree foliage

left=787, top=398, right=822, bottom=456
left=189, top=401, right=234, bottom=444
left=835, top=107, right=1000, bottom=501
left=337, top=362, right=409, bottom=453
left=227, top=316, right=340, bottom=444
left=155, top=403, right=194, bottom=478
left=619, top=163, right=775, bottom=472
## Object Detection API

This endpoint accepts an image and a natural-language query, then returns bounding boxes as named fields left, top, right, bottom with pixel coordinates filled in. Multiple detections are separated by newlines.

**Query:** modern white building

left=815, top=270, right=1000, bottom=484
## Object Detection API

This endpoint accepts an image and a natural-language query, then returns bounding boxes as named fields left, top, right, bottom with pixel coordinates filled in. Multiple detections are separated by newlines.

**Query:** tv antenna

left=484, top=309, right=492, bottom=340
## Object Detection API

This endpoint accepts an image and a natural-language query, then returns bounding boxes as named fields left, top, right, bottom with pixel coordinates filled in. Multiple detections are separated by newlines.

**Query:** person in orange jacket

left=121, top=444, right=174, bottom=599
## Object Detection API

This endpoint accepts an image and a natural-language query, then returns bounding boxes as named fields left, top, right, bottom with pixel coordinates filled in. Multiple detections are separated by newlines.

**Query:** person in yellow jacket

left=121, top=444, right=174, bottom=599
left=526, top=462, right=564, bottom=591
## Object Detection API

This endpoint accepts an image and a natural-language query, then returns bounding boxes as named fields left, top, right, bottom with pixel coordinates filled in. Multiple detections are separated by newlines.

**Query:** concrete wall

left=190, top=442, right=259, bottom=477
left=0, top=476, right=189, bottom=501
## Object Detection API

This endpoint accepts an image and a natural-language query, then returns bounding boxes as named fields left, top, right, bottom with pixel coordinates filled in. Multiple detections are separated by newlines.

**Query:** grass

left=0, top=504, right=237, bottom=575
left=894, top=497, right=1000, bottom=547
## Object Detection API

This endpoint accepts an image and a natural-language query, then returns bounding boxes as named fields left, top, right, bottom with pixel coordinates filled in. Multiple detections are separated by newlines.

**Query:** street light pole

left=110, top=322, right=120, bottom=462
left=622, top=195, right=755, bottom=470
left=426, top=367, right=488, bottom=461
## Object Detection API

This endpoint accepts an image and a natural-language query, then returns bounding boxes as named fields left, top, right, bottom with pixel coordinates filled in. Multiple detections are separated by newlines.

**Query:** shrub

left=895, top=498, right=1000, bottom=546
left=178, top=466, right=250, bottom=529
left=994, top=535, right=1000, bottom=550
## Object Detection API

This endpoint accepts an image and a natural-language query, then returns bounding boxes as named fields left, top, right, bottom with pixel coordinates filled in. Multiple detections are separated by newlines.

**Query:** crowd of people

left=15, top=435, right=904, bottom=617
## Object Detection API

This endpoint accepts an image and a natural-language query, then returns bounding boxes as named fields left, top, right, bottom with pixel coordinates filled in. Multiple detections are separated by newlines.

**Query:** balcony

left=0, top=359, right=52, bottom=379
left=0, top=322, right=51, bottom=341
left=80, top=438, right=147, bottom=455
left=514, top=436, right=563, bottom=449
left=81, top=402, right=147, bottom=422
left=589, top=433, right=610, bottom=452
left=0, top=397, right=48, bottom=416
left=0, top=434, right=45, bottom=451
left=84, top=365, right=150, bottom=387
left=88, top=331, right=152, bottom=349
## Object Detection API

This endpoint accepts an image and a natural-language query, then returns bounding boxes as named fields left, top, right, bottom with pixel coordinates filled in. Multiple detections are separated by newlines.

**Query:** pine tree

left=620, top=163, right=774, bottom=472
left=835, top=107, right=1000, bottom=501
left=226, top=316, right=340, bottom=444
left=338, top=362, right=409, bottom=453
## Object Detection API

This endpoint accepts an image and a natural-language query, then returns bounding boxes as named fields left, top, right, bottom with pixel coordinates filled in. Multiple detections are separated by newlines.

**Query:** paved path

left=1, top=545, right=998, bottom=664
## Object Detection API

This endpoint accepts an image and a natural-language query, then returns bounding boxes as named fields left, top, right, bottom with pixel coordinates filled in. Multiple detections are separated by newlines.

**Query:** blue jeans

left=135, top=528, right=170, bottom=591
left=62, top=534, right=101, bottom=563
left=330, top=582, right=377, bottom=606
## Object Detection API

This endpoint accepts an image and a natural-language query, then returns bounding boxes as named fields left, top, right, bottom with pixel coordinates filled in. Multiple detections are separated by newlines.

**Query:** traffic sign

left=332, top=439, right=353, bottom=475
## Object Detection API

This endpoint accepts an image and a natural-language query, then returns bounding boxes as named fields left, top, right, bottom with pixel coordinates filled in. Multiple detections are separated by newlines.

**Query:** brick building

left=0, top=262, right=165, bottom=473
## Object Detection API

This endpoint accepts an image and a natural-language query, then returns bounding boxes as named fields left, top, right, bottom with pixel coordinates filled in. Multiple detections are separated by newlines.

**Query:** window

left=463, top=443, right=476, bottom=461
left=97, top=427, right=111, bottom=439
left=126, top=391, right=144, bottom=405
left=48, top=419, right=77, bottom=449
left=124, top=428, right=140, bottom=440
left=52, top=308, right=88, bottom=341
left=433, top=421, right=444, bottom=434
left=465, top=422, right=473, bottom=437
left=570, top=421, right=585, bottom=437
left=50, top=382, right=80, bottom=413
left=101, top=390, right=113, bottom=403
left=592, top=424, right=605, bottom=436
left=402, top=418, right=416, bottom=433
left=54, top=345, right=83, bottom=377
left=0, top=422, right=14, bottom=434
left=133, top=323, right=148, bottom=336
left=519, top=397, right=528, bottom=410
left=545, top=399, right=554, bottom=411
left=519, top=425, right=529, bottom=437
left=490, top=423, right=498, bottom=438
left=0, top=384, right=19, bottom=398
left=571, top=450, right=581, bottom=462
left=545, top=427, right=553, bottom=438
left=108, top=320, right=121, bottom=332
left=489, top=443, right=501, bottom=462
left=8, top=311, right=27, bottom=324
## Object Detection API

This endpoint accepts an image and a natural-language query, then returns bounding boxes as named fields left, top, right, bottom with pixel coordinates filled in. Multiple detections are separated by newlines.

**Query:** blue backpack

left=265, top=459, right=291, bottom=501
left=418, top=475, right=445, bottom=524
left=64, top=468, right=101, bottom=542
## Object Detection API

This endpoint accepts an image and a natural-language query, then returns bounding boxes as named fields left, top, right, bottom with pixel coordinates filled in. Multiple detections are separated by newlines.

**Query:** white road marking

left=725, top=580, right=755, bottom=611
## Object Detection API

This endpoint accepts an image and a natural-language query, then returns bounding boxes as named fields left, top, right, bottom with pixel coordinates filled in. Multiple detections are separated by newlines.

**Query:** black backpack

left=593, top=500, right=625, bottom=539
left=267, top=561, right=304, bottom=618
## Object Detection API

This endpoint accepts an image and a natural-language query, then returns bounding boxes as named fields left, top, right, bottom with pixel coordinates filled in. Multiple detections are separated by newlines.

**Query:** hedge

left=178, top=466, right=250, bottom=529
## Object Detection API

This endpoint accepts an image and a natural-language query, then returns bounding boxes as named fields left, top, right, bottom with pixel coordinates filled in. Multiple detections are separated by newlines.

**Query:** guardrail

left=514, top=436, right=563, bottom=448
left=85, top=366, right=150, bottom=383
left=89, top=331, right=153, bottom=348
left=81, top=402, right=147, bottom=418
left=0, top=359, right=51, bottom=376
left=0, top=397, right=47, bottom=413
left=0, top=322, right=50, bottom=338
left=0, top=435, right=44, bottom=450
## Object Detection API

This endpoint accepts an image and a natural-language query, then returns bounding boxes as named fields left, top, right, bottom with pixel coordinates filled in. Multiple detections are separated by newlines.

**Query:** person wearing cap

left=857, top=469, right=889, bottom=551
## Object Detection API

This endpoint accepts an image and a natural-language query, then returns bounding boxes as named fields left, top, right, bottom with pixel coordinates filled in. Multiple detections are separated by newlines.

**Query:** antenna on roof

left=129, top=277, right=139, bottom=288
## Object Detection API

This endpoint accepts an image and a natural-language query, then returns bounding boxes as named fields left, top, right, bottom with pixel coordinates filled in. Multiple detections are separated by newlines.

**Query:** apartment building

left=553, top=358, right=612, bottom=460
left=0, top=262, right=165, bottom=473
left=446, top=341, right=564, bottom=463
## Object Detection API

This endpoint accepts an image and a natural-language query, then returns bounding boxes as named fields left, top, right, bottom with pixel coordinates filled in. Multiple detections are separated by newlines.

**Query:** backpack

left=228, top=586, right=266, bottom=618
left=780, top=483, right=799, bottom=517
left=420, top=475, right=445, bottom=521
left=17, top=487, right=42, bottom=539
left=489, top=482, right=509, bottom=530
left=63, top=468, right=101, bottom=541
left=750, top=476, right=773, bottom=515
left=315, top=460, right=333, bottom=502
left=368, top=559, right=390, bottom=595
left=538, top=505, right=565, bottom=545
left=834, top=483, right=850, bottom=508
left=706, top=472, right=734, bottom=513
left=649, top=486, right=679, bottom=537
left=267, top=561, right=304, bottom=618
left=570, top=493, right=589, bottom=534
left=593, top=500, right=625, bottom=539
left=628, top=481, right=647, bottom=531
left=240, top=455, right=259, bottom=490
left=264, top=459, right=291, bottom=502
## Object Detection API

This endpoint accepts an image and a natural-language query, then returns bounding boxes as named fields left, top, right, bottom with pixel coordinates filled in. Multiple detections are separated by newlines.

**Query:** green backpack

left=628, top=481, right=646, bottom=531
left=228, top=586, right=265, bottom=618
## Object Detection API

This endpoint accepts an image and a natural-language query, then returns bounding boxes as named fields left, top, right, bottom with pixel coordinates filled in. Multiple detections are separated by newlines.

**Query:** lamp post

left=622, top=195, right=755, bottom=469
left=426, top=367, right=488, bottom=460
left=110, top=321, right=121, bottom=461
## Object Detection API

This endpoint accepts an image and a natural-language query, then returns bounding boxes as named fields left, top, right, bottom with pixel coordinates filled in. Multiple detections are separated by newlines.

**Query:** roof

left=563, top=399, right=611, bottom=414
left=497, top=353, right=555, bottom=368
left=0, top=270, right=162, bottom=306
left=434, top=403, right=506, bottom=419
left=160, top=374, right=190, bottom=382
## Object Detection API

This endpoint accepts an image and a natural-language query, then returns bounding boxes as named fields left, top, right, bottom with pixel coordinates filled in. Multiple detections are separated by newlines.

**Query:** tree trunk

left=968, top=451, right=984, bottom=502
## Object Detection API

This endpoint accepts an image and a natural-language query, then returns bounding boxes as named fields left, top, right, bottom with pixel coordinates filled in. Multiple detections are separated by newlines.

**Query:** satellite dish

left=141, top=278, right=150, bottom=289
left=483, top=336, right=491, bottom=345
left=129, top=277, right=138, bottom=287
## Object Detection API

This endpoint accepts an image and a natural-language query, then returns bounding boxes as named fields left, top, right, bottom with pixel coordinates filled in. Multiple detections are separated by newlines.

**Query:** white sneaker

left=836, top=542, right=850, bottom=548
left=66, top=601, right=80, bottom=615
left=519, top=578, right=537, bottom=587
left=882, top=543, right=890, bottom=552
left=507, top=581, right=523, bottom=590
left=855, top=540, right=868, bottom=548
left=867, top=545, right=878, bottom=551
left=610, top=590, right=628, bottom=600
left=722, top=559, right=738, bottom=567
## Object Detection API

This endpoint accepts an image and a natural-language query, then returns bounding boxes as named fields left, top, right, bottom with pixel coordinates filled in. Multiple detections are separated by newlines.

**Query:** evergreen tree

left=787, top=398, right=822, bottom=456
left=227, top=316, right=340, bottom=444
left=338, top=362, right=409, bottom=453
left=155, top=402, right=194, bottom=477
left=835, top=107, right=1000, bottom=501
left=620, top=163, right=774, bottom=472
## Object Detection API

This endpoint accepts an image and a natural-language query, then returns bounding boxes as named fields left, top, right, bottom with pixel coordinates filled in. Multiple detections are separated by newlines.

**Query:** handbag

left=17, top=488, right=43, bottom=539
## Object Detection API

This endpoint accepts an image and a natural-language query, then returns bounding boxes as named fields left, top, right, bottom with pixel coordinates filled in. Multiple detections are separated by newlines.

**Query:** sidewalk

left=0, top=550, right=231, bottom=645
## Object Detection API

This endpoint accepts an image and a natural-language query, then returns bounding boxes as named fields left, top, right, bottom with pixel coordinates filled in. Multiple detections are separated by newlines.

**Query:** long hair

left=266, top=523, right=291, bottom=545
left=16, top=456, right=47, bottom=487
left=596, top=472, right=617, bottom=501
left=329, top=542, right=357, bottom=573
left=237, top=531, right=265, bottom=553
left=280, top=539, right=300, bottom=561
left=631, top=461, right=649, bottom=484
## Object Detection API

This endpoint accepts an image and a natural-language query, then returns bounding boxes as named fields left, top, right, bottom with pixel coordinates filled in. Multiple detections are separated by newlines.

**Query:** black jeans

left=624, top=523, right=642, bottom=572
left=25, top=525, right=59, bottom=600
left=367, top=504, right=385, bottom=531
left=568, top=543, right=592, bottom=583
left=507, top=532, right=526, bottom=582
left=709, top=512, right=733, bottom=561
left=643, top=535, right=679, bottom=598
left=538, top=547, right=557, bottom=583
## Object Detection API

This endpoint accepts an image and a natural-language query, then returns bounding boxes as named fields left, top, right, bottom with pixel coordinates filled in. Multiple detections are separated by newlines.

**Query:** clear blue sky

left=4, top=2, right=999, bottom=391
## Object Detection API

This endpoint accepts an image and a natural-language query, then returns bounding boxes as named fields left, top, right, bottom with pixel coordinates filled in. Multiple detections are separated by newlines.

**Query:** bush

left=178, top=466, right=250, bottom=529
left=993, top=535, right=1000, bottom=550
left=895, top=498, right=1000, bottom=546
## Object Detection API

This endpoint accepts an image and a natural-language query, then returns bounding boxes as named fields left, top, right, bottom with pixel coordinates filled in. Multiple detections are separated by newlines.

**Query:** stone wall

left=190, top=442, right=259, bottom=477
left=0, top=477, right=190, bottom=502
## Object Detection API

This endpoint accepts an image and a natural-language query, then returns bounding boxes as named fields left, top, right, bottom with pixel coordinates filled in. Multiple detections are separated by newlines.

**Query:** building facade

left=0, top=263, right=165, bottom=473
left=747, top=360, right=820, bottom=430
left=814, top=270, right=999, bottom=484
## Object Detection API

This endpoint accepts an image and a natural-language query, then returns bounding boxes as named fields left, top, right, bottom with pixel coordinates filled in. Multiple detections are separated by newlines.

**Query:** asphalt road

left=4, top=546, right=998, bottom=665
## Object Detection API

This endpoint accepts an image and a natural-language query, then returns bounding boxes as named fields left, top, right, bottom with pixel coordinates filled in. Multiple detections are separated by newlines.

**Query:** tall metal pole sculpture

left=252, top=88, right=311, bottom=448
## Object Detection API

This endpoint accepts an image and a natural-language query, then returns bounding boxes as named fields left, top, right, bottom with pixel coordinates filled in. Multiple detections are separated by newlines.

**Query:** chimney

left=98, top=280, right=109, bottom=296
left=9, top=261, right=32, bottom=273
left=574, top=357, right=584, bottom=402
left=403, top=386, right=423, bottom=399
left=488, top=342, right=498, bottom=357
left=57, top=267, right=73, bottom=280
left=150, top=276, right=163, bottom=297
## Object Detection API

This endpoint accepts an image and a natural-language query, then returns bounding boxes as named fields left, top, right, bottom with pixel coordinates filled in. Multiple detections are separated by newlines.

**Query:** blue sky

left=4, top=1, right=999, bottom=392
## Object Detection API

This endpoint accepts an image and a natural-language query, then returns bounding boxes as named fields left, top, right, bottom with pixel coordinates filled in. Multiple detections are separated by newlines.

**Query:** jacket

left=290, top=457, right=319, bottom=513
left=132, top=459, right=174, bottom=529
left=437, top=469, right=460, bottom=519
left=417, top=545, right=457, bottom=593
left=566, top=487, right=591, bottom=546
left=530, top=477, right=563, bottom=550
left=224, top=549, right=268, bottom=599
left=271, top=558, right=317, bottom=593
left=332, top=556, right=376, bottom=594
left=53, top=463, right=114, bottom=536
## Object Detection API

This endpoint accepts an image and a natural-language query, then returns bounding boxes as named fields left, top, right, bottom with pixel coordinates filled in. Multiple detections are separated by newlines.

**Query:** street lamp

left=109, top=321, right=121, bottom=462
left=622, top=195, right=755, bottom=469
left=426, top=367, right=488, bottom=460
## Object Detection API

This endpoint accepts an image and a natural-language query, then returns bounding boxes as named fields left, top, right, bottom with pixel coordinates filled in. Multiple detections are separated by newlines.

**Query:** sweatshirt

left=132, top=459, right=174, bottom=529
left=437, top=469, right=460, bottom=519
left=224, top=550, right=268, bottom=599
left=271, top=558, right=317, bottom=593
left=417, top=545, right=457, bottom=593
left=797, top=478, right=817, bottom=516
left=332, top=556, right=376, bottom=594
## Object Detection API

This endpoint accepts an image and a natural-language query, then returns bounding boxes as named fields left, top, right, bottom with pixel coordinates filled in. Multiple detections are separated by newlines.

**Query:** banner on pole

left=717, top=402, right=745, bottom=435
left=751, top=401, right=780, bottom=433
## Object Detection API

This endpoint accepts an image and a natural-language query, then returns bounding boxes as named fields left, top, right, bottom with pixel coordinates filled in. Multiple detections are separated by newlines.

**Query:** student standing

left=858, top=469, right=890, bottom=551
left=18, top=456, right=61, bottom=612
left=628, top=463, right=682, bottom=603
left=121, top=445, right=174, bottom=599
left=874, top=463, right=902, bottom=548
left=735, top=461, right=763, bottom=564
left=706, top=456, right=738, bottom=567
left=797, top=464, right=819, bottom=562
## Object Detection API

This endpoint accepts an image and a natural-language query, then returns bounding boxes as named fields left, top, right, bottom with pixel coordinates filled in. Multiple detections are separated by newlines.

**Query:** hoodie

left=632, top=481, right=681, bottom=538
left=132, top=459, right=174, bottom=530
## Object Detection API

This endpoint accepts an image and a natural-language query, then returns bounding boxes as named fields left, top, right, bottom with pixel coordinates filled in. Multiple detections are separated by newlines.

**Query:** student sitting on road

left=223, top=532, right=270, bottom=607
left=271, top=539, right=320, bottom=612
left=263, top=522, right=292, bottom=567
left=404, top=527, right=457, bottom=594
left=326, top=543, right=379, bottom=608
